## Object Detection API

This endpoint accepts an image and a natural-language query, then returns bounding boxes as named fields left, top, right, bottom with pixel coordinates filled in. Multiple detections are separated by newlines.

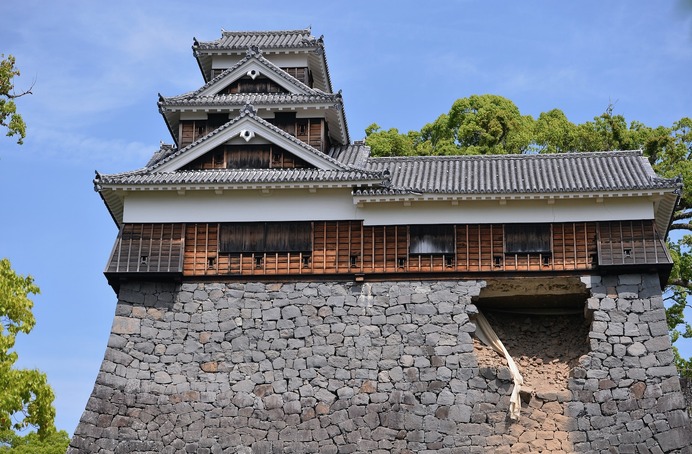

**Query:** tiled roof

left=327, top=142, right=371, bottom=168
left=359, top=151, right=680, bottom=196
left=160, top=92, right=340, bottom=107
left=194, top=29, right=320, bottom=51
left=193, top=29, right=333, bottom=94
left=96, top=168, right=385, bottom=187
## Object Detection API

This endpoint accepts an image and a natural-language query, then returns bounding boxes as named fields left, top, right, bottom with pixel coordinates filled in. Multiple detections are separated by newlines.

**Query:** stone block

left=655, top=427, right=692, bottom=451
left=112, top=316, right=141, bottom=335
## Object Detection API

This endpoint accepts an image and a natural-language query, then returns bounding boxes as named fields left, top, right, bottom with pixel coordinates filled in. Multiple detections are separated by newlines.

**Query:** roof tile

left=359, top=151, right=679, bottom=195
left=195, top=29, right=319, bottom=51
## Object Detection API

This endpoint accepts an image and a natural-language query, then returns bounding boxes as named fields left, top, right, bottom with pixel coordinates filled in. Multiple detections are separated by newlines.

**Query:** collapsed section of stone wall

left=69, top=276, right=691, bottom=453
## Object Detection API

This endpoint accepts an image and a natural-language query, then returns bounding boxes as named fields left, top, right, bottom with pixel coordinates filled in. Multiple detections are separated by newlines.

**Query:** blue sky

left=1, top=0, right=691, bottom=436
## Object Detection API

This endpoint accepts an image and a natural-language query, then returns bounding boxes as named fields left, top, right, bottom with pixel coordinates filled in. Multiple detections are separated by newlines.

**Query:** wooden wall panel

left=598, top=220, right=671, bottom=266
left=106, top=224, right=184, bottom=274
left=184, top=223, right=218, bottom=276
left=109, top=220, right=670, bottom=279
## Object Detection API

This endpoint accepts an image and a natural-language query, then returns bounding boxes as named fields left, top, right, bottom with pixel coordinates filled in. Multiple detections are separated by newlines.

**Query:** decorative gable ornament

left=246, top=69, right=260, bottom=79
left=238, top=129, right=255, bottom=142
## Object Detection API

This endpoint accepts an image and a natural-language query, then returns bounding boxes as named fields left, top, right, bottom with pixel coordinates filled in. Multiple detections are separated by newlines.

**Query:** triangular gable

left=153, top=106, right=348, bottom=173
left=195, top=49, right=318, bottom=98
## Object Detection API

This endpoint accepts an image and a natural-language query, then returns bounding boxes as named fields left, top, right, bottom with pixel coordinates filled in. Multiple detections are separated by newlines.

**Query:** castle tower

left=69, top=29, right=691, bottom=453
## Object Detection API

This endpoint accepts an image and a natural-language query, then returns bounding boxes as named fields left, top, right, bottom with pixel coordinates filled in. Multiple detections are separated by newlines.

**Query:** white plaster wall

left=211, top=54, right=308, bottom=70
left=122, top=189, right=656, bottom=226
left=122, top=189, right=360, bottom=223
left=359, top=198, right=655, bottom=225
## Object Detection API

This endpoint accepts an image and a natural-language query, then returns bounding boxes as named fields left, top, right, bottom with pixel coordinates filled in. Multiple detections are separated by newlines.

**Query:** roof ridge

left=220, top=29, right=311, bottom=36
left=161, top=92, right=339, bottom=105
left=96, top=167, right=389, bottom=186
left=368, top=150, right=644, bottom=162
left=194, top=29, right=320, bottom=49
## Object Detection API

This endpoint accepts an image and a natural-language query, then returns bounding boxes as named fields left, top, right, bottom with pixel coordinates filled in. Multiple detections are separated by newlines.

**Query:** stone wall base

left=69, top=276, right=691, bottom=453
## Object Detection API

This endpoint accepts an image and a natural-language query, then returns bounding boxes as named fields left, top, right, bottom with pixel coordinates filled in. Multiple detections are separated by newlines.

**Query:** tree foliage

left=0, top=56, right=64, bottom=449
left=0, top=55, right=28, bottom=145
left=0, top=429, right=69, bottom=454
left=0, top=258, right=57, bottom=439
left=365, top=95, right=692, bottom=375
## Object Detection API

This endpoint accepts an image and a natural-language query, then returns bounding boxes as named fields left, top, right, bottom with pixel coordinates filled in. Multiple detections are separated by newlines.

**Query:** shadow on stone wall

left=682, top=377, right=692, bottom=417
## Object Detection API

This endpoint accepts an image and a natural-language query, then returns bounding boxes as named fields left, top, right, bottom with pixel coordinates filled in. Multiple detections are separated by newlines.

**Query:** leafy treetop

left=0, top=258, right=56, bottom=436
left=0, top=55, right=29, bottom=145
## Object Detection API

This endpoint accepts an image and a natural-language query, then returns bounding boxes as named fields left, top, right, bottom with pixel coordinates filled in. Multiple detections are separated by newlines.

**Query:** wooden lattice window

left=505, top=224, right=552, bottom=254
left=409, top=225, right=455, bottom=254
left=219, top=222, right=312, bottom=253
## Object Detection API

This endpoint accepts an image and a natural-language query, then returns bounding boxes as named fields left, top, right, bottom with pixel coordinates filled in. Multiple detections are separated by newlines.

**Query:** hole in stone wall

left=473, top=310, right=590, bottom=394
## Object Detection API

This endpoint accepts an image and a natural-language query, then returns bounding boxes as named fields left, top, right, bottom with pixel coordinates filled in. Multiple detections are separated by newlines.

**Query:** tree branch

left=6, top=79, right=35, bottom=99
left=672, top=211, right=692, bottom=222
left=669, top=223, right=692, bottom=231
left=668, top=278, right=692, bottom=289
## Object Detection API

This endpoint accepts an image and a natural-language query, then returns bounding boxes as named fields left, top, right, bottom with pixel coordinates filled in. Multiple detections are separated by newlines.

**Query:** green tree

left=366, top=95, right=534, bottom=156
left=364, top=124, right=417, bottom=157
left=533, top=109, right=579, bottom=153
left=0, top=429, right=69, bottom=454
left=1, top=55, right=63, bottom=448
left=0, top=55, right=29, bottom=145
left=365, top=97, right=692, bottom=375
left=442, top=94, right=534, bottom=154
left=0, top=259, right=57, bottom=436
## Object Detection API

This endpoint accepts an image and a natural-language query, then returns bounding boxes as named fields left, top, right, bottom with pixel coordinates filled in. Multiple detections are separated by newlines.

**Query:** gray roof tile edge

left=96, top=168, right=387, bottom=186
left=160, top=92, right=340, bottom=106
left=367, top=149, right=642, bottom=162
left=194, top=29, right=318, bottom=50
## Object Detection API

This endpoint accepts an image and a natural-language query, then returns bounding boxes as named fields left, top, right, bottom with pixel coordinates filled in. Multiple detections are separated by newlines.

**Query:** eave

left=98, top=177, right=384, bottom=228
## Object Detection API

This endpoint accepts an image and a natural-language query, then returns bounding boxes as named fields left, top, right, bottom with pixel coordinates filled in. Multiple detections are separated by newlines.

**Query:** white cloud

left=28, top=127, right=156, bottom=170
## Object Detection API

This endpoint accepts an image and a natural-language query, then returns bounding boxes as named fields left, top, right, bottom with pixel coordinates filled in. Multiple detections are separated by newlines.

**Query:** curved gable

left=154, top=107, right=347, bottom=172
left=197, top=50, right=317, bottom=97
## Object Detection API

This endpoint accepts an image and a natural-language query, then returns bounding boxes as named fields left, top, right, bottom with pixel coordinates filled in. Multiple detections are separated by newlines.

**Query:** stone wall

left=69, top=275, right=691, bottom=453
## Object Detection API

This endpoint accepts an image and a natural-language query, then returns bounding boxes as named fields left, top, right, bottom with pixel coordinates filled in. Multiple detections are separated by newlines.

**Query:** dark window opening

left=350, top=255, right=359, bottom=268
left=212, top=153, right=224, bottom=167
left=505, top=224, right=551, bottom=254
left=494, top=256, right=503, bottom=267
left=220, top=222, right=312, bottom=253
left=410, top=225, right=455, bottom=255
left=207, top=113, right=228, bottom=129
left=298, top=120, right=308, bottom=136
left=397, top=257, right=407, bottom=268
left=302, top=254, right=312, bottom=268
